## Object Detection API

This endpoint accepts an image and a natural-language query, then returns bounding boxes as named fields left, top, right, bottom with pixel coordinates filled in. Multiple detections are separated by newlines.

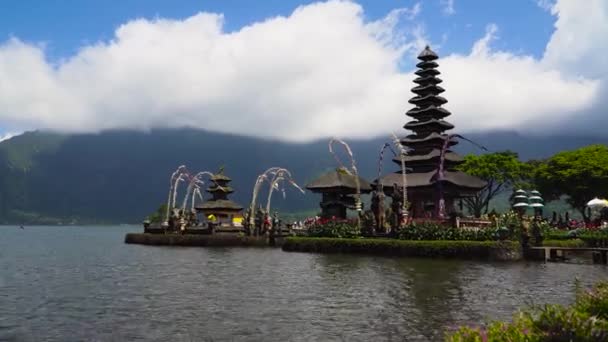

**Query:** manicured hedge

left=542, top=239, right=585, bottom=248
left=282, top=237, right=521, bottom=260
left=124, top=233, right=268, bottom=247
left=544, top=229, right=608, bottom=247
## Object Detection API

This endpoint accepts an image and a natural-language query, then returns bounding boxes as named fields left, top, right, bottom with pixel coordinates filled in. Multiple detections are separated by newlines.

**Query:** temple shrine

left=378, top=46, right=486, bottom=218
left=195, top=168, right=243, bottom=226
left=306, top=168, right=372, bottom=219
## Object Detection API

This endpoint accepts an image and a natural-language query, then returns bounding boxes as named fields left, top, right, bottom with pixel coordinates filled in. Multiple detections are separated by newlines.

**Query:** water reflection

left=1, top=226, right=608, bottom=341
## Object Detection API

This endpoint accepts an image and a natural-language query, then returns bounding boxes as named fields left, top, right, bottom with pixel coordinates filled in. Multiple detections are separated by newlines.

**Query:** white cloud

left=0, top=0, right=605, bottom=142
left=0, top=132, right=16, bottom=142
left=536, top=0, right=556, bottom=12
left=440, top=0, right=455, bottom=15
left=542, top=0, right=608, bottom=78
left=440, top=23, right=598, bottom=133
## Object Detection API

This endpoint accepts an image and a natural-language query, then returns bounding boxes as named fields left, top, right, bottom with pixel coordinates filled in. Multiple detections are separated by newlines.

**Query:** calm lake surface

left=1, top=226, right=608, bottom=341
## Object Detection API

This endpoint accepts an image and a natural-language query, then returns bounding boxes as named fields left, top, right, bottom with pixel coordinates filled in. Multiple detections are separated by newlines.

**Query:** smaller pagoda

left=528, top=190, right=544, bottom=217
left=306, top=168, right=372, bottom=219
left=195, top=167, right=243, bottom=226
left=511, top=189, right=529, bottom=215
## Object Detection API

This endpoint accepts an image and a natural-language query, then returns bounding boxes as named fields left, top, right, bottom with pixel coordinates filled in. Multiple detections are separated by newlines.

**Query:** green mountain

left=0, top=129, right=605, bottom=224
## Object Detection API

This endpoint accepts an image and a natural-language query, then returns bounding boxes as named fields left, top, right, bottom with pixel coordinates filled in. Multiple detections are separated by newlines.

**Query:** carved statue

left=243, top=208, right=251, bottom=235
left=390, top=183, right=404, bottom=231
left=371, top=190, right=385, bottom=233
left=254, top=206, right=264, bottom=236
left=272, top=211, right=280, bottom=232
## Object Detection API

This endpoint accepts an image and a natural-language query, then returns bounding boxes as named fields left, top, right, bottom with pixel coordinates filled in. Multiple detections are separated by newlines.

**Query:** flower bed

left=397, top=222, right=511, bottom=241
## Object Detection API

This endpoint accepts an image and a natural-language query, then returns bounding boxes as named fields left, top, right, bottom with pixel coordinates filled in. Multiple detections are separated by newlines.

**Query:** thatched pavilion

left=306, top=168, right=372, bottom=219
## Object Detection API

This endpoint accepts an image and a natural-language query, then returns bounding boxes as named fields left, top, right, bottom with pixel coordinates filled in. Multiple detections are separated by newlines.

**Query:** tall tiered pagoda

left=378, top=46, right=486, bottom=218
left=195, top=168, right=243, bottom=225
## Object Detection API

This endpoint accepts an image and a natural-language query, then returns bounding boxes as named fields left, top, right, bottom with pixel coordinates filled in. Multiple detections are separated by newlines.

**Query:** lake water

left=1, top=225, right=608, bottom=341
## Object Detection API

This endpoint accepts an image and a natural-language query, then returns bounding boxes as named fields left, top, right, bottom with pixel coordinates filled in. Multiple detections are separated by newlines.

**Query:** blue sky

left=0, top=0, right=605, bottom=141
left=0, top=1, right=553, bottom=63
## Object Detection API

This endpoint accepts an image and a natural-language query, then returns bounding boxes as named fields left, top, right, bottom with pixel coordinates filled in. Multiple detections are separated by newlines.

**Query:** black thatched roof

left=211, top=173, right=231, bottom=181
left=418, top=45, right=438, bottom=61
left=411, top=84, right=445, bottom=95
left=415, top=68, right=440, bottom=77
left=404, top=119, right=454, bottom=130
left=207, top=185, right=234, bottom=193
left=377, top=170, right=486, bottom=190
left=401, top=132, right=457, bottom=144
left=413, top=75, right=443, bottom=85
left=406, top=106, right=451, bottom=119
left=408, top=94, right=448, bottom=106
left=306, top=169, right=373, bottom=194
left=196, top=199, right=243, bottom=211
left=392, top=149, right=463, bottom=163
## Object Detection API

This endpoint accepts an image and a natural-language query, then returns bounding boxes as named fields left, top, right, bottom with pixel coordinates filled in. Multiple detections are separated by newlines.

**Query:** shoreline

left=125, top=232, right=271, bottom=247
left=125, top=233, right=523, bottom=261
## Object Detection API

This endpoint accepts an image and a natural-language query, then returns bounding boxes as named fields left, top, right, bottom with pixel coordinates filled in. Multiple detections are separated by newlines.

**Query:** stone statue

left=255, top=206, right=264, bottom=236
left=384, top=206, right=392, bottom=233
left=243, top=208, right=251, bottom=235
left=390, top=183, right=404, bottom=231
left=272, top=211, right=280, bottom=233
left=371, top=190, right=385, bottom=233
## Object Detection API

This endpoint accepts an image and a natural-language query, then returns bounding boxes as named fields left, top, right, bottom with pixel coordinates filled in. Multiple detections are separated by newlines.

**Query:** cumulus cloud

left=439, top=23, right=598, bottom=133
left=536, top=0, right=556, bottom=12
left=0, top=0, right=605, bottom=142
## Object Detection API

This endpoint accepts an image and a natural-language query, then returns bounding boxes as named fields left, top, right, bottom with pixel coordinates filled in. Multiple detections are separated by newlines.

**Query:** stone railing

left=456, top=218, right=494, bottom=229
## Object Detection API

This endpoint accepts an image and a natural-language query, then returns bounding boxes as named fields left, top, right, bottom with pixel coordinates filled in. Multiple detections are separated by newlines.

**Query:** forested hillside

left=0, top=129, right=604, bottom=224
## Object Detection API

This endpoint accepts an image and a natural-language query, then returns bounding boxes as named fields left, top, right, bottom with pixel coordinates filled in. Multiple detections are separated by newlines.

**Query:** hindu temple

left=195, top=168, right=243, bottom=226
left=377, top=46, right=486, bottom=218
left=306, top=168, right=372, bottom=219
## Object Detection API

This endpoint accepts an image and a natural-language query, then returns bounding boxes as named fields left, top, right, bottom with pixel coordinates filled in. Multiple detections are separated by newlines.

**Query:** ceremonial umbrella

left=587, top=198, right=608, bottom=208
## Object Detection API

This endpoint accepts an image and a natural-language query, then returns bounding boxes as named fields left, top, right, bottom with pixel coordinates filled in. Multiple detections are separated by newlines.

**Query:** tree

left=457, top=151, right=528, bottom=217
left=147, top=204, right=168, bottom=223
left=532, top=144, right=608, bottom=223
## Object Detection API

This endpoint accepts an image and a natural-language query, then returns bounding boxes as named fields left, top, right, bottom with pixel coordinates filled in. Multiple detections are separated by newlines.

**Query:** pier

left=529, top=246, right=608, bottom=264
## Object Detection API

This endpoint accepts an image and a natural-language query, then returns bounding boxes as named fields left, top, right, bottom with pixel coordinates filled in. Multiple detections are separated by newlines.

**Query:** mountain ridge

left=0, top=128, right=605, bottom=224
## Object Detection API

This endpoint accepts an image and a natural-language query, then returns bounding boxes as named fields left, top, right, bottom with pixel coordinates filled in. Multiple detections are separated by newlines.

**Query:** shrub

left=124, top=233, right=267, bottom=247
left=282, top=237, right=519, bottom=260
left=543, top=228, right=608, bottom=247
left=307, top=219, right=360, bottom=238
left=580, top=230, right=608, bottom=247
left=446, top=281, right=608, bottom=341
left=541, top=239, right=585, bottom=248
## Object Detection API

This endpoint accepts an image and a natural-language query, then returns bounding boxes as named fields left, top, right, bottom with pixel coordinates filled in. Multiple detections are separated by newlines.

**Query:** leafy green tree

left=147, top=204, right=168, bottom=223
left=533, top=144, right=608, bottom=223
left=457, top=151, right=528, bottom=217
